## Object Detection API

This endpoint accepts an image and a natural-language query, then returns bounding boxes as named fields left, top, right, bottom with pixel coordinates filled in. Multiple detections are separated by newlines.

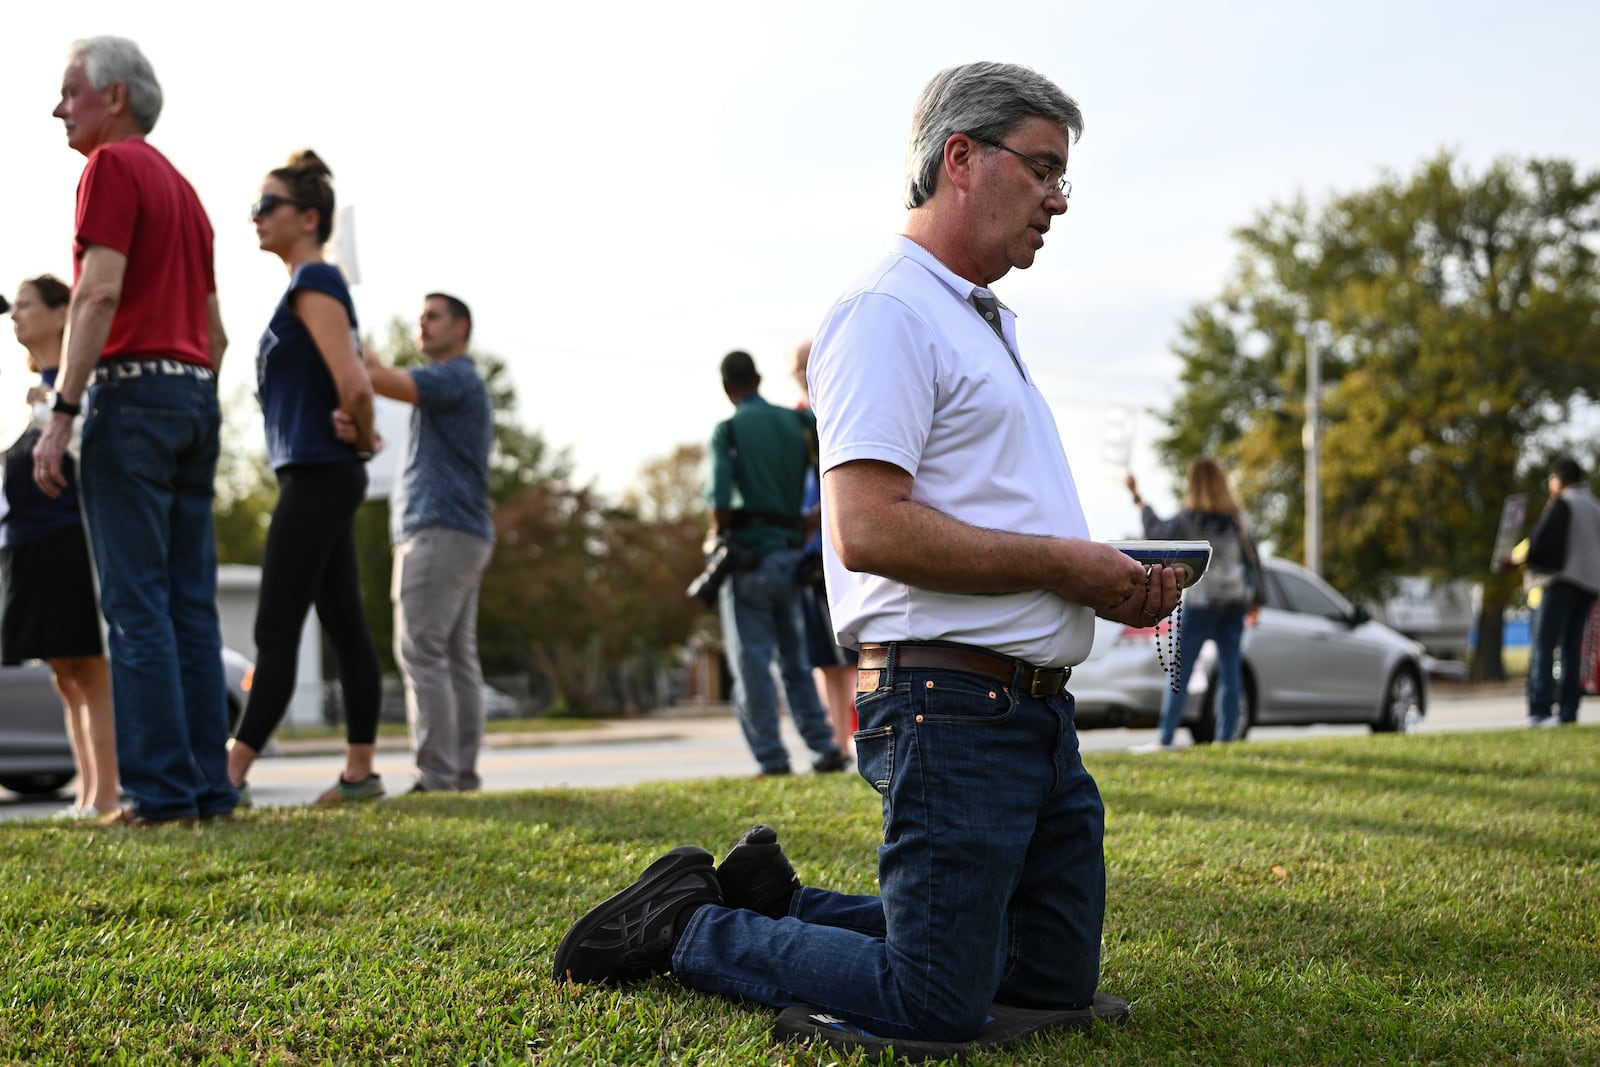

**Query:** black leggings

left=233, top=460, right=381, bottom=751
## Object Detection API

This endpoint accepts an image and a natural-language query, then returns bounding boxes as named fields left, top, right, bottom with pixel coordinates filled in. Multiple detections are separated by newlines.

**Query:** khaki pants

left=393, top=527, right=494, bottom=790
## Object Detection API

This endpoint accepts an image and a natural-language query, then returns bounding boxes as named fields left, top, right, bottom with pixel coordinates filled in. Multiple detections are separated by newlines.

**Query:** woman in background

left=2, top=275, right=118, bottom=817
left=226, top=150, right=385, bottom=803
left=1126, top=457, right=1263, bottom=751
left=790, top=340, right=857, bottom=754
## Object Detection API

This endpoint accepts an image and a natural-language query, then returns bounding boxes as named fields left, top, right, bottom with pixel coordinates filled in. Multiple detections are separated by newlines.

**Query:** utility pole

left=1303, top=329, right=1322, bottom=577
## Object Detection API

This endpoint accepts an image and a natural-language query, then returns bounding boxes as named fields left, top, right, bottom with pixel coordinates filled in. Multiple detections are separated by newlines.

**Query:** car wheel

left=1372, top=665, right=1424, bottom=733
left=0, top=772, right=75, bottom=796
left=1234, top=679, right=1255, bottom=741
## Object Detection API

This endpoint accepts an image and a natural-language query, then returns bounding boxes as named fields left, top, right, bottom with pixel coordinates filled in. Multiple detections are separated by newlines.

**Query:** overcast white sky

left=6, top=0, right=1598, bottom=539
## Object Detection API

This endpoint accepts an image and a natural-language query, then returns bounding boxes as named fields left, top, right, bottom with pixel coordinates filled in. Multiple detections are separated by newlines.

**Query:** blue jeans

left=79, top=374, right=235, bottom=821
left=718, top=547, right=840, bottom=773
left=674, top=653, right=1106, bottom=1041
left=1527, top=580, right=1596, bottom=723
left=1157, top=602, right=1247, bottom=746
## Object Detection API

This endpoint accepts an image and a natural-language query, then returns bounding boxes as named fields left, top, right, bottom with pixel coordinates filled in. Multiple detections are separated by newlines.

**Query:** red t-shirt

left=73, top=140, right=216, bottom=367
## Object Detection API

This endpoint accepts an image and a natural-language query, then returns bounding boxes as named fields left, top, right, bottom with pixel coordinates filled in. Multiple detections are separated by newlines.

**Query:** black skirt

left=0, top=523, right=104, bottom=664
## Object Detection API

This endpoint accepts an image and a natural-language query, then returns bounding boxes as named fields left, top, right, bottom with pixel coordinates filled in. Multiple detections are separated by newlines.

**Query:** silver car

left=1070, top=557, right=1428, bottom=743
left=0, top=648, right=254, bottom=797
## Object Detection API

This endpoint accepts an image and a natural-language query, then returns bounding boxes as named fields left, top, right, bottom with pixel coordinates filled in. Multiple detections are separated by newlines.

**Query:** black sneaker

left=717, top=824, right=801, bottom=919
left=551, top=846, right=722, bottom=984
left=812, top=750, right=852, bottom=774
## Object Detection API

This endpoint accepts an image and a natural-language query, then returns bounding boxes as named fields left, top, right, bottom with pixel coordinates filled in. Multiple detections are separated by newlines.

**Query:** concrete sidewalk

left=271, top=680, right=1530, bottom=758
left=270, top=702, right=739, bottom=758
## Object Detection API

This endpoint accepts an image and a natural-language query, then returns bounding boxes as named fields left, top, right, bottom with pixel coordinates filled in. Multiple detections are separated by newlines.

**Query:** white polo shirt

left=808, top=235, right=1095, bottom=668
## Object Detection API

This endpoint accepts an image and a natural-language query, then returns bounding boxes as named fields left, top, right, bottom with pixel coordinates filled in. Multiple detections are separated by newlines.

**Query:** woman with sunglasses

left=2, top=274, right=118, bottom=818
left=227, top=150, right=385, bottom=804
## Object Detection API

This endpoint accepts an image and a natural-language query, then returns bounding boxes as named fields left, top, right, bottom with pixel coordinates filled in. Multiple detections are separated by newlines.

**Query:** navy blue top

left=391, top=355, right=495, bottom=544
left=0, top=369, right=85, bottom=549
left=256, top=262, right=362, bottom=470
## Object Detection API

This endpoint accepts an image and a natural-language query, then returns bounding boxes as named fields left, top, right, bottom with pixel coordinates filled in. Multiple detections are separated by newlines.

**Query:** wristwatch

left=51, top=394, right=82, bottom=417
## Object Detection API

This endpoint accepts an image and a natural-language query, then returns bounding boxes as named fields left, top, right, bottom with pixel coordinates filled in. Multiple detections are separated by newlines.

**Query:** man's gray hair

left=904, top=61, right=1083, bottom=209
left=70, top=36, right=163, bottom=134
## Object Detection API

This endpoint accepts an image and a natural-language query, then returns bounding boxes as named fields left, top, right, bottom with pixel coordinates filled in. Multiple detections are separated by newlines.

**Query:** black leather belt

left=856, top=642, right=1071, bottom=698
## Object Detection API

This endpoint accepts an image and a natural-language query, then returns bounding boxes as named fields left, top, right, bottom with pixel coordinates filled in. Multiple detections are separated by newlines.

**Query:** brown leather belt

left=856, top=642, right=1071, bottom=698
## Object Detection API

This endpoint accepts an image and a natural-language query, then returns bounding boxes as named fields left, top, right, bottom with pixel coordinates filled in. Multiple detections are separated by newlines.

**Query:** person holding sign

left=1126, top=458, right=1263, bottom=749
left=1522, top=457, right=1600, bottom=726
left=355, top=295, right=494, bottom=793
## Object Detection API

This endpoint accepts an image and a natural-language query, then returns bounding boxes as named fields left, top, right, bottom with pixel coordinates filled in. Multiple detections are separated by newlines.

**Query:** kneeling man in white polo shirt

left=551, top=61, right=1182, bottom=1045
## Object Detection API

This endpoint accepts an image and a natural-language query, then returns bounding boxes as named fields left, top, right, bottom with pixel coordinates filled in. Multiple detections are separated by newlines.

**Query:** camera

left=686, top=537, right=750, bottom=606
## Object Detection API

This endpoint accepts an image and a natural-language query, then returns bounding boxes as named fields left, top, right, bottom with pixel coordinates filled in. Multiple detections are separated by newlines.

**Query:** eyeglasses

left=965, top=133, right=1071, bottom=198
left=249, top=194, right=302, bottom=221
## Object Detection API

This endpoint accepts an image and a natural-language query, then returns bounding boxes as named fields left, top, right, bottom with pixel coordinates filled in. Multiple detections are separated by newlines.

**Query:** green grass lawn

left=3, top=728, right=1596, bottom=1065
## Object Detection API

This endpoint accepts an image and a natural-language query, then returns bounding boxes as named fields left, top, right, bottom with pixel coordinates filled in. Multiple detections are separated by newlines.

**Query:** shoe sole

left=551, top=845, right=716, bottom=983
left=774, top=993, right=1130, bottom=1061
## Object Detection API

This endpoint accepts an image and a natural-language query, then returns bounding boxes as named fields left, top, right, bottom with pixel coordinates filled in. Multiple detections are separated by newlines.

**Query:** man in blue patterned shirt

left=362, top=293, right=495, bottom=792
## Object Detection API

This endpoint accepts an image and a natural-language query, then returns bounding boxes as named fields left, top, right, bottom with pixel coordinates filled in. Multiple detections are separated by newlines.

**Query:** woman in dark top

left=2, top=275, right=117, bottom=817
left=226, top=150, right=385, bottom=803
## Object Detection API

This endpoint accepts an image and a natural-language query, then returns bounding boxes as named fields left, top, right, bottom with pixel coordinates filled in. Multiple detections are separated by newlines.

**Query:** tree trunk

left=1471, top=595, right=1507, bottom=683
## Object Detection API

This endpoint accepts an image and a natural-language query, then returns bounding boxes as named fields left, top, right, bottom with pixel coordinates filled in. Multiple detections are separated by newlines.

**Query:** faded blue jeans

left=718, top=547, right=840, bottom=773
left=79, top=373, right=235, bottom=821
left=674, top=652, right=1106, bottom=1041
left=1157, top=601, right=1248, bottom=746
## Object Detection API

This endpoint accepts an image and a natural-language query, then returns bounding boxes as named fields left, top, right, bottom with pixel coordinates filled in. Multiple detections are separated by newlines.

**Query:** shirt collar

left=890, top=235, right=1013, bottom=315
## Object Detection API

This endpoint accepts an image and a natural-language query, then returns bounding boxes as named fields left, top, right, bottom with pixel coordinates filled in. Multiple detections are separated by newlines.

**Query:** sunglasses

left=249, top=194, right=302, bottom=221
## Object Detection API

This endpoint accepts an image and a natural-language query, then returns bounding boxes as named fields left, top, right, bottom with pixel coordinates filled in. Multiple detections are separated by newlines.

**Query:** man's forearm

left=58, top=294, right=118, bottom=403
left=366, top=362, right=418, bottom=403
left=831, top=495, right=1077, bottom=596
left=823, top=459, right=1159, bottom=613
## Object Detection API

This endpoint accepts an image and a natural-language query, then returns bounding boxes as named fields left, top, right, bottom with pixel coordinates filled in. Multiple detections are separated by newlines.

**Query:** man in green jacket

left=707, top=350, right=848, bottom=777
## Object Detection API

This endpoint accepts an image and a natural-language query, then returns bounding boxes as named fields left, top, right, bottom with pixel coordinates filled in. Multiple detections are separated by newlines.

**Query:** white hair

left=70, top=36, right=163, bottom=134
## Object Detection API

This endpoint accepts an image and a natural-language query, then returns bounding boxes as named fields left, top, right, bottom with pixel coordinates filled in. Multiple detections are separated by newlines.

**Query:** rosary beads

left=1153, top=587, right=1184, bottom=693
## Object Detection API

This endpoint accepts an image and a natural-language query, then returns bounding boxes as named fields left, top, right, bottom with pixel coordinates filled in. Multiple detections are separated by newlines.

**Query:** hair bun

left=286, top=149, right=333, bottom=181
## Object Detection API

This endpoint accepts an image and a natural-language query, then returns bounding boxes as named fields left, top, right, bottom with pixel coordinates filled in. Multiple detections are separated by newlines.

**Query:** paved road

left=0, top=689, right=1534, bottom=822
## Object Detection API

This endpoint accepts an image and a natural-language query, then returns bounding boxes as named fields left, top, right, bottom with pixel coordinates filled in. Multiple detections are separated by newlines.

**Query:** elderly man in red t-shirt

left=34, top=36, right=236, bottom=827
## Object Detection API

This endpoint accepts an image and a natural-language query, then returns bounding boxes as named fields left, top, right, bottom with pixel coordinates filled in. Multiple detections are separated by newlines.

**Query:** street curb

left=268, top=706, right=735, bottom=758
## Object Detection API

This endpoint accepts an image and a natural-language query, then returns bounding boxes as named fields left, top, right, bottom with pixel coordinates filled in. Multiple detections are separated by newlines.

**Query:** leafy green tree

left=608, top=444, right=714, bottom=706
left=1157, top=153, right=1600, bottom=680
left=213, top=384, right=275, bottom=565
left=482, top=444, right=709, bottom=713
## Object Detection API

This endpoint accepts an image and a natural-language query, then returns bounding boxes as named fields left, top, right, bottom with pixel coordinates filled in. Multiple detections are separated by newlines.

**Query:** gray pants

left=393, top=527, right=495, bottom=791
